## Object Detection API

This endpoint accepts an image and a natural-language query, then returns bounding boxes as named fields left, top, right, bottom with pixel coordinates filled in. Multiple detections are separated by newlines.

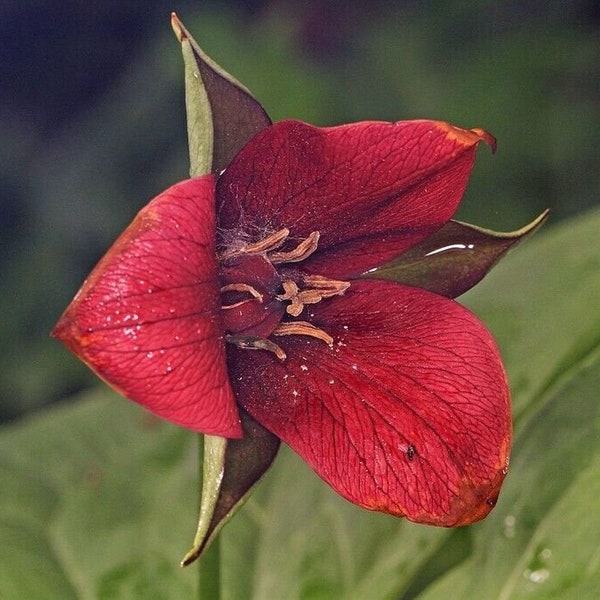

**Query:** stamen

left=273, top=321, right=334, bottom=346
left=220, top=283, right=263, bottom=301
left=303, top=275, right=350, bottom=298
left=226, top=334, right=286, bottom=360
left=220, top=228, right=290, bottom=261
left=277, top=275, right=350, bottom=317
left=219, top=228, right=343, bottom=359
left=220, top=283, right=263, bottom=311
left=269, top=231, right=320, bottom=264
left=244, top=228, right=290, bottom=254
left=276, top=281, right=303, bottom=317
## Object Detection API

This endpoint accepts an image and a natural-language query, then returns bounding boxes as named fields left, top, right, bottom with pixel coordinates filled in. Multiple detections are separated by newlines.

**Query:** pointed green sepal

left=172, top=14, right=280, bottom=567
left=181, top=434, right=227, bottom=567
left=364, top=210, right=550, bottom=297
left=181, top=410, right=280, bottom=566
left=171, top=13, right=271, bottom=177
left=172, top=14, right=213, bottom=177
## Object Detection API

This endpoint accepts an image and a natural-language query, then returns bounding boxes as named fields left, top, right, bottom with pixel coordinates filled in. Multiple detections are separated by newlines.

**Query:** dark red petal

left=52, top=177, right=242, bottom=438
left=230, top=279, right=511, bottom=525
left=220, top=254, right=285, bottom=338
left=217, top=119, right=494, bottom=278
left=221, top=297, right=285, bottom=338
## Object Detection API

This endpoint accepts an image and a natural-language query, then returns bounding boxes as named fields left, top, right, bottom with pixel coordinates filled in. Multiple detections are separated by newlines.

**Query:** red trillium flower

left=53, top=119, right=511, bottom=526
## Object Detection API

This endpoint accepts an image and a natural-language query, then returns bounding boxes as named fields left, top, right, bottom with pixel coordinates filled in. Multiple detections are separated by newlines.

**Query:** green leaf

left=4, top=207, right=599, bottom=596
left=364, top=211, right=548, bottom=298
left=0, top=391, right=198, bottom=598
left=463, top=206, right=600, bottom=420
left=417, top=349, right=600, bottom=600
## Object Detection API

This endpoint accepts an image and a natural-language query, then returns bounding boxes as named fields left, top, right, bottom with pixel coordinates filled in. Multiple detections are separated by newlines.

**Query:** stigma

left=219, top=229, right=349, bottom=359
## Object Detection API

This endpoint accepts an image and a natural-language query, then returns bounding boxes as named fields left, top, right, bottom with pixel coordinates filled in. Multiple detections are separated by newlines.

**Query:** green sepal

left=363, top=211, right=549, bottom=297
left=171, top=13, right=280, bottom=567
left=181, top=410, right=280, bottom=566
left=171, top=13, right=271, bottom=177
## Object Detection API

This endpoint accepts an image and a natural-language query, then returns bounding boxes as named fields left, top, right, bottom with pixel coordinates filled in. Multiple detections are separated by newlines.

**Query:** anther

left=303, top=275, right=350, bottom=297
left=220, top=283, right=263, bottom=301
left=219, top=228, right=290, bottom=262
left=269, top=231, right=320, bottom=264
left=276, top=275, right=350, bottom=317
left=220, top=283, right=263, bottom=310
left=225, top=334, right=286, bottom=360
left=273, top=321, right=334, bottom=346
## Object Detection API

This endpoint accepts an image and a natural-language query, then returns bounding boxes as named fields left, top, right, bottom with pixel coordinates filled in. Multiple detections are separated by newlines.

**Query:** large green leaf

left=0, top=394, right=198, bottom=598
left=462, top=206, right=600, bottom=421
left=418, top=349, right=600, bottom=600
left=2, top=207, right=599, bottom=597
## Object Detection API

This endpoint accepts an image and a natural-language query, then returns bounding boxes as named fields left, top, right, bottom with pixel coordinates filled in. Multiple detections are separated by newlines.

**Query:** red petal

left=230, top=280, right=511, bottom=525
left=52, top=177, right=242, bottom=438
left=217, top=119, right=493, bottom=278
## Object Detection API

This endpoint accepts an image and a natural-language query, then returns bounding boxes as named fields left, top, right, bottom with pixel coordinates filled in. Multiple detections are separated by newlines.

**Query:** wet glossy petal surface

left=231, top=279, right=511, bottom=524
left=53, top=177, right=242, bottom=437
left=218, top=119, right=494, bottom=278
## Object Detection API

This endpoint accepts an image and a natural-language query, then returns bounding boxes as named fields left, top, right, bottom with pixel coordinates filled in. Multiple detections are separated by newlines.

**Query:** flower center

left=219, top=229, right=349, bottom=360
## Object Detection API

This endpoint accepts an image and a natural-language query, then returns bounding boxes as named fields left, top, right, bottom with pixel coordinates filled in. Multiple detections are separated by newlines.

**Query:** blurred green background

left=1, top=0, right=598, bottom=423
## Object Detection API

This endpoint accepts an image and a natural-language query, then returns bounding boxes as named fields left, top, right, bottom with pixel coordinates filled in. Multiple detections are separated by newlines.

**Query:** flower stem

left=198, top=534, right=220, bottom=599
